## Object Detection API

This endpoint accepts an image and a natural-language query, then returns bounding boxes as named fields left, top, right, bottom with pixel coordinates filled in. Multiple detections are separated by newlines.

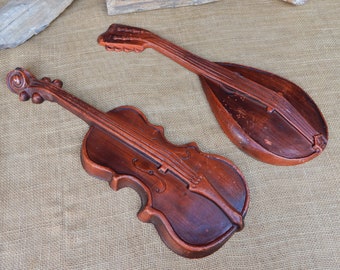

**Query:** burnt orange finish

left=7, top=68, right=249, bottom=258
left=98, top=24, right=328, bottom=165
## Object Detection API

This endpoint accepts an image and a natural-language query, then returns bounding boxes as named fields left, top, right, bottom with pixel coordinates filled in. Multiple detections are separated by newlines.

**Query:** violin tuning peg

left=41, top=77, right=52, bottom=83
left=52, top=79, right=63, bottom=88
left=19, top=91, right=30, bottom=102
left=32, top=93, right=44, bottom=104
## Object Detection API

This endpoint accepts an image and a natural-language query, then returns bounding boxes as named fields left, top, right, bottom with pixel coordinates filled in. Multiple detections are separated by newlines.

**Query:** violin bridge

left=266, top=106, right=275, bottom=113
left=158, top=164, right=168, bottom=174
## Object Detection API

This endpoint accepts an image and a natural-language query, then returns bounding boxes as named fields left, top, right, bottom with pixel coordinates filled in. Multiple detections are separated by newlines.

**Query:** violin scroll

left=7, top=68, right=34, bottom=95
left=7, top=68, right=63, bottom=104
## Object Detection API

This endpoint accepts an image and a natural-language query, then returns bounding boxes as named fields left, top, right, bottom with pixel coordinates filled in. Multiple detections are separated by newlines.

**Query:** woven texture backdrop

left=0, top=0, right=339, bottom=269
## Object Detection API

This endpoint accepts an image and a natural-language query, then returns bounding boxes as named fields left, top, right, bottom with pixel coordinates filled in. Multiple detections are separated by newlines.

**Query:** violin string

left=45, top=80, right=200, bottom=184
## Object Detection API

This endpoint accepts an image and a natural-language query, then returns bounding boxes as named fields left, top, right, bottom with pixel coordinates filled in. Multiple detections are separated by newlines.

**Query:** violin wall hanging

left=98, top=24, right=328, bottom=165
left=7, top=68, right=249, bottom=258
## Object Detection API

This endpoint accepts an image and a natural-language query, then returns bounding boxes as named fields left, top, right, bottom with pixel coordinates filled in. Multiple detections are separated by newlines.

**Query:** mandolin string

left=146, top=35, right=321, bottom=145
left=149, top=37, right=317, bottom=141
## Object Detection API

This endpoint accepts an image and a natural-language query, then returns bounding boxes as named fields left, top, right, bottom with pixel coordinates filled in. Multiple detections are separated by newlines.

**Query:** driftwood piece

left=106, top=0, right=218, bottom=15
left=0, top=0, right=74, bottom=49
left=282, top=0, right=308, bottom=5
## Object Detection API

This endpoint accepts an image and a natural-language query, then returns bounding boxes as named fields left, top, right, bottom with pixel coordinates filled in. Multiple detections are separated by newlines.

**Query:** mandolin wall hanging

left=98, top=24, right=328, bottom=165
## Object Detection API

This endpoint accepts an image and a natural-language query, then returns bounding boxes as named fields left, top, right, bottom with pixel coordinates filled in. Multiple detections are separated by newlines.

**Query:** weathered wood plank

left=0, top=0, right=74, bottom=49
left=282, top=0, right=308, bottom=5
left=106, top=0, right=218, bottom=15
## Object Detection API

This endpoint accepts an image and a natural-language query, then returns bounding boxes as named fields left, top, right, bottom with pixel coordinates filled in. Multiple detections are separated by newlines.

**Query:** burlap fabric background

left=0, top=0, right=339, bottom=269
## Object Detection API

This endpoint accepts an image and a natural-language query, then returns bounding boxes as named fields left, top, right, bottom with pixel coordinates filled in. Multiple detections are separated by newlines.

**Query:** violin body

left=7, top=68, right=249, bottom=258
left=82, top=106, right=249, bottom=258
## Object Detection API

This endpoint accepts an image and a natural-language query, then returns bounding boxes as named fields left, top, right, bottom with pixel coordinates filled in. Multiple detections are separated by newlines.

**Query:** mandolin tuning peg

left=19, top=91, right=30, bottom=101
left=32, top=93, right=44, bottom=104
left=134, top=48, right=144, bottom=53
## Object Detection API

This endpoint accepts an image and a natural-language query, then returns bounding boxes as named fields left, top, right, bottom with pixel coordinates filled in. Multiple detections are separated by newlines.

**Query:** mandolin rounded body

left=81, top=106, right=249, bottom=258
left=200, top=63, right=328, bottom=165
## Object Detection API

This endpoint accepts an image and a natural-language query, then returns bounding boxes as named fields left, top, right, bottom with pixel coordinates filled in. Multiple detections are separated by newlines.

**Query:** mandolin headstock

left=97, top=24, right=151, bottom=53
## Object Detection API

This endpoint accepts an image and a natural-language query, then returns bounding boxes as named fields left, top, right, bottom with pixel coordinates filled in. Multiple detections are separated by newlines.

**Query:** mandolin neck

left=146, top=34, right=287, bottom=107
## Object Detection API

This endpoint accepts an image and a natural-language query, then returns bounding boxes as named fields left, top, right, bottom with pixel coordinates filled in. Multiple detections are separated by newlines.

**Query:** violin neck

left=49, top=84, right=106, bottom=127
left=7, top=68, right=201, bottom=186
left=38, top=81, right=168, bottom=163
